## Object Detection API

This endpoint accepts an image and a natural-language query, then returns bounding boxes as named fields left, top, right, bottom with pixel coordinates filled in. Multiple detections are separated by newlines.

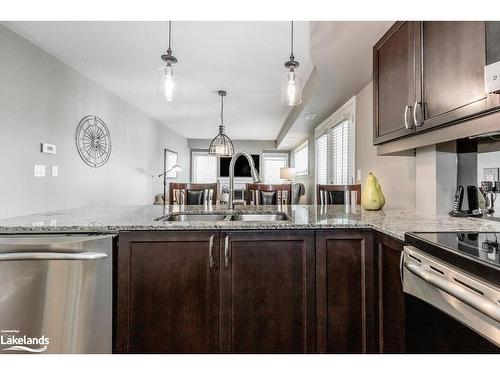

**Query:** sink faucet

left=229, top=152, right=261, bottom=209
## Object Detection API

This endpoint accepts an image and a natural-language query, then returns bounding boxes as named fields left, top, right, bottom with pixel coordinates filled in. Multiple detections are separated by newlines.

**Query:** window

left=314, top=97, right=355, bottom=188
left=294, top=141, right=309, bottom=175
left=330, top=120, right=351, bottom=184
left=165, top=149, right=178, bottom=178
left=191, top=151, right=217, bottom=183
left=315, top=134, right=328, bottom=185
left=262, top=153, right=288, bottom=183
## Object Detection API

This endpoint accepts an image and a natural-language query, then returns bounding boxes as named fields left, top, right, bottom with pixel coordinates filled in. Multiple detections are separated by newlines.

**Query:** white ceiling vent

left=305, top=113, right=318, bottom=120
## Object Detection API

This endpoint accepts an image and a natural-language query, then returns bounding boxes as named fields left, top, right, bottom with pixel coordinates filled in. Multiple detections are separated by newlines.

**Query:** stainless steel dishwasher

left=0, top=233, right=114, bottom=354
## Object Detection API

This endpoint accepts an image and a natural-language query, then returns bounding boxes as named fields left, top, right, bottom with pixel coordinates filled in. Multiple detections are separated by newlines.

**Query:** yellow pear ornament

left=361, top=172, right=385, bottom=210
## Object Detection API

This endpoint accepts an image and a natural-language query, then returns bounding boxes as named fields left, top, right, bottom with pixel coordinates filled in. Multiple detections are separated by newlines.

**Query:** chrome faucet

left=229, top=152, right=261, bottom=209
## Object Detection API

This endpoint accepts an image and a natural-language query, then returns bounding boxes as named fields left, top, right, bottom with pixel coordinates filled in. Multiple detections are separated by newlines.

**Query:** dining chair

left=316, top=184, right=361, bottom=205
left=291, top=183, right=305, bottom=204
left=169, top=183, right=218, bottom=205
left=245, top=183, right=292, bottom=205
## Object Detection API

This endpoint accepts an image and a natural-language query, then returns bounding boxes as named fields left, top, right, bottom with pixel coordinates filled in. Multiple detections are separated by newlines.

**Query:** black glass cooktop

left=408, top=232, right=500, bottom=270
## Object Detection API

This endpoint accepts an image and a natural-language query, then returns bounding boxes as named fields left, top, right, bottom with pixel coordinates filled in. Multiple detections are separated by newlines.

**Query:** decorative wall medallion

left=75, top=115, right=112, bottom=168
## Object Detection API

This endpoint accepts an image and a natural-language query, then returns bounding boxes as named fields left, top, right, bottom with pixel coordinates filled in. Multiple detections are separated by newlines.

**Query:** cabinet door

left=220, top=231, right=315, bottom=353
left=416, top=21, right=499, bottom=131
left=373, top=21, right=417, bottom=144
left=316, top=230, right=376, bottom=353
left=115, top=231, right=219, bottom=353
left=374, top=232, right=405, bottom=353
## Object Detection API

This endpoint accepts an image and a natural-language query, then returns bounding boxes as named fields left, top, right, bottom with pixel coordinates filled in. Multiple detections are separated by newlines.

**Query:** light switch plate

left=34, top=164, right=45, bottom=177
left=357, top=169, right=362, bottom=181
left=52, top=166, right=58, bottom=177
left=485, top=61, right=500, bottom=93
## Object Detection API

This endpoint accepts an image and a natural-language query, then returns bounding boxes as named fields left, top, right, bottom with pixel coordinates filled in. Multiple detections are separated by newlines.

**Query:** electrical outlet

left=34, top=164, right=45, bottom=177
left=52, top=166, right=58, bottom=177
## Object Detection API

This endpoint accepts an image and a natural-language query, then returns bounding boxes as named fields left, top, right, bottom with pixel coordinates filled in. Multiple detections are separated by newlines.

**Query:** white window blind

left=330, top=119, right=352, bottom=184
left=294, top=141, right=309, bottom=175
left=262, top=153, right=288, bottom=183
left=192, top=152, right=217, bottom=183
left=313, top=96, right=356, bottom=192
left=315, top=134, right=328, bottom=185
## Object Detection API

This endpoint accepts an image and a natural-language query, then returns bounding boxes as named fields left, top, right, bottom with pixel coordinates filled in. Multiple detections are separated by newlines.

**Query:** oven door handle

left=404, top=261, right=500, bottom=323
left=0, top=251, right=108, bottom=261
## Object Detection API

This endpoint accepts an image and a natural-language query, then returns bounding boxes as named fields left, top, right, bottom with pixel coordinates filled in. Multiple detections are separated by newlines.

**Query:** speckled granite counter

left=2, top=205, right=500, bottom=241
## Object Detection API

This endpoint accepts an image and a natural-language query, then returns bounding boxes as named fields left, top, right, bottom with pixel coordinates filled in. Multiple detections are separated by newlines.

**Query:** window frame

left=294, top=140, right=309, bottom=176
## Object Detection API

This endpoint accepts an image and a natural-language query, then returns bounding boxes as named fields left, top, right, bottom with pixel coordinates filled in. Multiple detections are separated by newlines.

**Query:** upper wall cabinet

left=373, top=22, right=417, bottom=144
left=373, top=21, right=500, bottom=145
left=415, top=22, right=497, bottom=132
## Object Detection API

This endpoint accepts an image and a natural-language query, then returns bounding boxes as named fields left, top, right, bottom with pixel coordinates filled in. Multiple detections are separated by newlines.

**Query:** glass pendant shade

left=158, top=64, right=176, bottom=102
left=158, top=21, right=177, bottom=102
left=209, top=128, right=234, bottom=157
left=281, top=70, right=302, bottom=106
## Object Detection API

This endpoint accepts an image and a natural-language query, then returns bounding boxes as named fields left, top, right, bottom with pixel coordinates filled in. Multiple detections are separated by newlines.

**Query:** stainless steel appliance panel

left=402, top=246, right=500, bottom=347
left=0, top=234, right=113, bottom=354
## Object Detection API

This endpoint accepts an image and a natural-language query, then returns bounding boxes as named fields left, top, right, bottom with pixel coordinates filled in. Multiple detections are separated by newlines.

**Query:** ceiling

left=3, top=21, right=313, bottom=141
left=3, top=21, right=394, bottom=147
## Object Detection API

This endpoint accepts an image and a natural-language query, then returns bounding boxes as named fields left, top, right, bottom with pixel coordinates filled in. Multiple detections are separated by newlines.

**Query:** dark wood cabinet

left=373, top=231, right=405, bottom=353
left=374, top=21, right=500, bottom=145
left=220, top=230, right=316, bottom=353
left=116, top=229, right=316, bottom=354
left=115, top=229, right=408, bottom=354
left=115, top=231, right=220, bottom=353
left=416, top=21, right=499, bottom=132
left=373, top=21, right=417, bottom=144
left=316, top=230, right=376, bottom=353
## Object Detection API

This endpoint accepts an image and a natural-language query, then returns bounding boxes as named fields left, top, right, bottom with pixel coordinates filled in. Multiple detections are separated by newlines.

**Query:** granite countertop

left=2, top=205, right=500, bottom=241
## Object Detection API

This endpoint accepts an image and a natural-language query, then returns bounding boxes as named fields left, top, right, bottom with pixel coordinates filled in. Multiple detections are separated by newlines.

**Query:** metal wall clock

left=75, top=115, right=112, bottom=168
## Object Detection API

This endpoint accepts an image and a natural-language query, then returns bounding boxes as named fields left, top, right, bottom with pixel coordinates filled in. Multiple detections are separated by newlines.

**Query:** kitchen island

left=1, top=205, right=499, bottom=354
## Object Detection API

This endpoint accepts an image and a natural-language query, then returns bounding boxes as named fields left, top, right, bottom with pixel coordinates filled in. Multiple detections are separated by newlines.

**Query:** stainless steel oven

left=401, top=246, right=500, bottom=353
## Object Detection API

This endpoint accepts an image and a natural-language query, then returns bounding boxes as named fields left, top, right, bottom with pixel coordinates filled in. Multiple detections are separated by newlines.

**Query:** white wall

left=355, top=82, right=416, bottom=209
left=0, top=25, right=189, bottom=219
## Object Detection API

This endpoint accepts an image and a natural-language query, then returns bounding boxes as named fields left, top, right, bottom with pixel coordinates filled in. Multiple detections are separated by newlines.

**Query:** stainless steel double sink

left=159, top=212, right=290, bottom=222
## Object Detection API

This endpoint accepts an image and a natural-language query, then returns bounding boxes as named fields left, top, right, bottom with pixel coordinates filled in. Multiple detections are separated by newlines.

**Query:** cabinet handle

left=413, top=101, right=424, bottom=127
left=399, top=250, right=405, bottom=286
left=209, top=235, right=215, bottom=269
left=224, top=235, right=230, bottom=269
left=404, top=105, right=413, bottom=129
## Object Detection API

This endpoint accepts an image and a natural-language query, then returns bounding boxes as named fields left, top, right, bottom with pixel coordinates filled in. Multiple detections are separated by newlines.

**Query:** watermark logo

left=1, top=329, right=49, bottom=353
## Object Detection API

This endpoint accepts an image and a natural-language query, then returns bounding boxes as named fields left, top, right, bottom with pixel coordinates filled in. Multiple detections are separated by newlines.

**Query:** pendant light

left=209, top=90, right=234, bottom=157
left=158, top=21, right=177, bottom=102
left=281, top=21, right=302, bottom=106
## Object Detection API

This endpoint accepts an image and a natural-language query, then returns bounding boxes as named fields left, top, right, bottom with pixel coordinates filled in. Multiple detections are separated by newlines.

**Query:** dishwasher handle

left=0, top=251, right=108, bottom=261
left=404, top=261, right=500, bottom=323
